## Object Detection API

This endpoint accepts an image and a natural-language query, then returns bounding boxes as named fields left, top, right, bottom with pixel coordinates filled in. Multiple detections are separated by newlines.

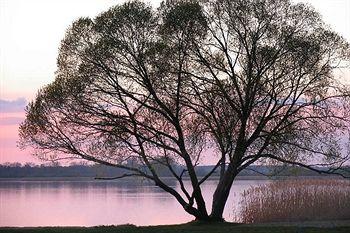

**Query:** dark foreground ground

left=1, top=221, right=350, bottom=233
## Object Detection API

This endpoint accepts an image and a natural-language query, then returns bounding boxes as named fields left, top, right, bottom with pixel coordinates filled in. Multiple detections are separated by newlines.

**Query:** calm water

left=0, top=178, right=269, bottom=226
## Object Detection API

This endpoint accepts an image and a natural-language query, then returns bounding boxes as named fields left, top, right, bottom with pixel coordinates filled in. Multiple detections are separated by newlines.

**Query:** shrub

left=238, top=179, right=350, bottom=223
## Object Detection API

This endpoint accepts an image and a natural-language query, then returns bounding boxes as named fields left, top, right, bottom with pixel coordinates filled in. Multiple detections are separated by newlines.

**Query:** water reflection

left=0, top=178, right=268, bottom=226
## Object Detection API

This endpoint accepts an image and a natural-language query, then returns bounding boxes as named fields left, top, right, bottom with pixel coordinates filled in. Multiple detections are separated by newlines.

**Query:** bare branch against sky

left=0, top=0, right=349, bottom=165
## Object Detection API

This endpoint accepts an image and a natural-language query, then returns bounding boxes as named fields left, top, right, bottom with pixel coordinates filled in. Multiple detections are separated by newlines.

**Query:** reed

left=238, top=179, right=350, bottom=223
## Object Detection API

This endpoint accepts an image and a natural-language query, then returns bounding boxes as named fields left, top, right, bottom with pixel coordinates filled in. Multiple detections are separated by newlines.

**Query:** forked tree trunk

left=189, top=163, right=238, bottom=222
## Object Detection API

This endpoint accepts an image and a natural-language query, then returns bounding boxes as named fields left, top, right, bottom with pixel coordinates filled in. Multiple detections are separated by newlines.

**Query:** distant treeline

left=0, top=163, right=347, bottom=178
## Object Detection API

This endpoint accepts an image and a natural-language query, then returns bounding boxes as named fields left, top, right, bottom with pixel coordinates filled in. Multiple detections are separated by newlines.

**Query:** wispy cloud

left=0, top=98, right=27, bottom=113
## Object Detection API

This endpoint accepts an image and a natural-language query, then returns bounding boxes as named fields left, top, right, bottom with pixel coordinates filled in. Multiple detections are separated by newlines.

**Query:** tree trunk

left=182, top=152, right=209, bottom=218
left=210, top=164, right=238, bottom=221
left=194, top=212, right=211, bottom=222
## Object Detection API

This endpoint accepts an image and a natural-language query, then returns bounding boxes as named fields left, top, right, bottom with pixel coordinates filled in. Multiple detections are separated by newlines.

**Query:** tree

left=19, top=0, right=350, bottom=222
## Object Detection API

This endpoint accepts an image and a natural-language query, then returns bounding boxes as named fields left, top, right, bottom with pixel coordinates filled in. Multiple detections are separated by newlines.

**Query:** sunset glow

left=0, top=0, right=349, bottom=164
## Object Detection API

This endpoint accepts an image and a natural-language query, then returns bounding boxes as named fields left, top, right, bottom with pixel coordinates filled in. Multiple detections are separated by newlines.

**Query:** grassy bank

left=1, top=222, right=350, bottom=233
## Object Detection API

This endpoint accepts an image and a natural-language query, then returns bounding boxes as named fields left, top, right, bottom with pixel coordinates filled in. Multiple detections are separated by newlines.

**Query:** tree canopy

left=20, top=0, right=350, bottom=221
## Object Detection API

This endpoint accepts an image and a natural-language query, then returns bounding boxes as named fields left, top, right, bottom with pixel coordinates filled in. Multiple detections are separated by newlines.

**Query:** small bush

left=238, top=179, right=350, bottom=223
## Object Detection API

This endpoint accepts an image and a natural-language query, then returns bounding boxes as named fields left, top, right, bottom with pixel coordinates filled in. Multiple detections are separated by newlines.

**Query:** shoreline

left=1, top=221, right=350, bottom=233
left=0, top=175, right=344, bottom=182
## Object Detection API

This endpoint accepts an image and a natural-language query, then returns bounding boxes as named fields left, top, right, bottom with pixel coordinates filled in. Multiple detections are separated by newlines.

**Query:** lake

left=0, top=178, right=269, bottom=227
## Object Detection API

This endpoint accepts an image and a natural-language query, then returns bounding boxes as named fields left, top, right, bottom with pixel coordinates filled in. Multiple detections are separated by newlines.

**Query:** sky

left=0, top=0, right=349, bottom=164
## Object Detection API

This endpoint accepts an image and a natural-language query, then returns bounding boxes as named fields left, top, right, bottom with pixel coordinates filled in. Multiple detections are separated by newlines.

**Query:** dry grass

left=238, top=179, right=350, bottom=223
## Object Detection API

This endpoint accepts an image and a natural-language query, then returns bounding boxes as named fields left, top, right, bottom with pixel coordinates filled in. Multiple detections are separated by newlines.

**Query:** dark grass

left=1, top=222, right=350, bottom=233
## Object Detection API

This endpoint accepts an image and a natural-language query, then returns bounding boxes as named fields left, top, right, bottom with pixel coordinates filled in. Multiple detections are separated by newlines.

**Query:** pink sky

left=0, top=112, right=32, bottom=163
left=0, top=0, right=349, bottom=164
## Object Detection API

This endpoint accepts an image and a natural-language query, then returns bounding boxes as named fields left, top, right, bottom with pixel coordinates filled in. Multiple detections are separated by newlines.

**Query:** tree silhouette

left=20, top=0, right=350, bottom=221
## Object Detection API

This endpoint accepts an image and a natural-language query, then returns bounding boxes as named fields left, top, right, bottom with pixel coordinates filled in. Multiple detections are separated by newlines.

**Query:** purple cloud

left=0, top=98, right=27, bottom=113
